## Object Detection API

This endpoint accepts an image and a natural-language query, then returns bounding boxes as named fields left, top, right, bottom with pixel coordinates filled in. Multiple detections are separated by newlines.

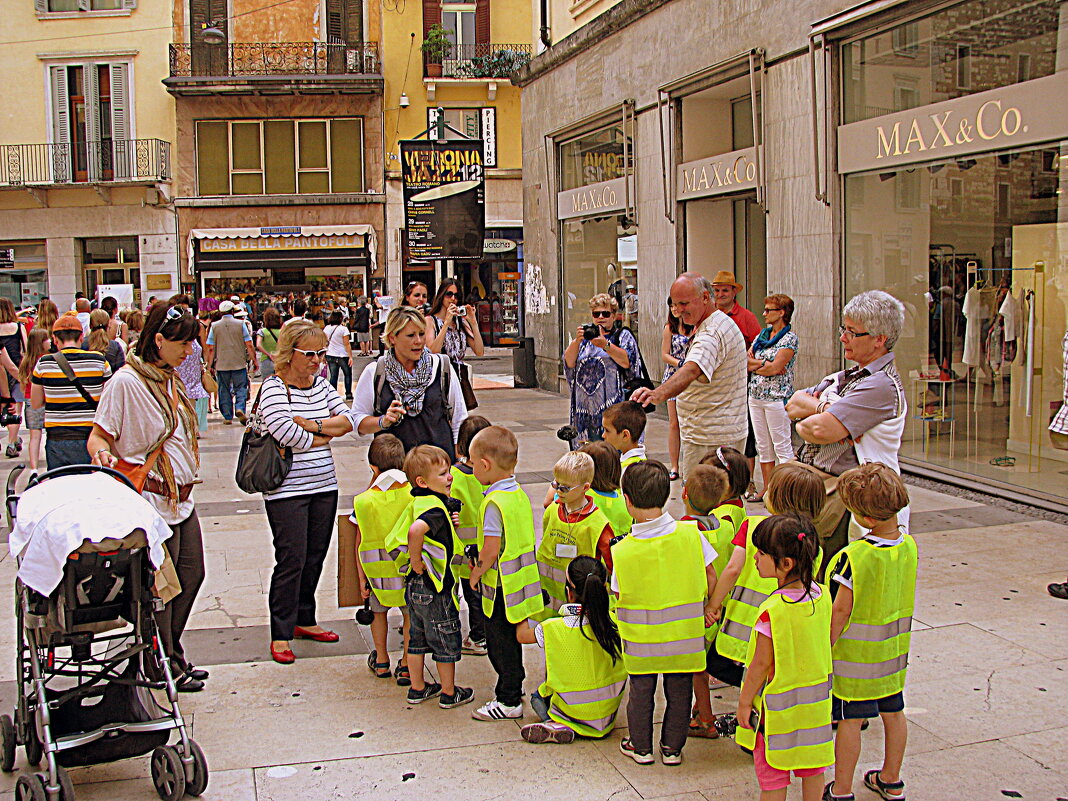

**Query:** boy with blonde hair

left=352, top=434, right=411, bottom=685
left=385, top=445, right=473, bottom=709
left=538, top=451, right=613, bottom=613
left=825, top=463, right=916, bottom=801
left=467, top=426, right=544, bottom=720
left=602, top=401, right=647, bottom=472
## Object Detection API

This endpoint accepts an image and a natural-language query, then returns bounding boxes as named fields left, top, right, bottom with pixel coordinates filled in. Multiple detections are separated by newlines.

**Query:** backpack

left=372, top=353, right=455, bottom=424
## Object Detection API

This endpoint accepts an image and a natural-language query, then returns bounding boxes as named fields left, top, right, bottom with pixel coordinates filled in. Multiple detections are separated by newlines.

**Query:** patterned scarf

left=752, top=323, right=792, bottom=353
left=383, top=347, right=435, bottom=416
left=126, top=353, right=201, bottom=512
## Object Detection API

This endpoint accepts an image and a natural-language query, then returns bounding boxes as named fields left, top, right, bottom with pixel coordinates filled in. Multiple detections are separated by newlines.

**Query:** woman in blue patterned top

left=563, top=293, right=639, bottom=448
left=747, top=293, right=799, bottom=501
left=661, top=298, right=692, bottom=480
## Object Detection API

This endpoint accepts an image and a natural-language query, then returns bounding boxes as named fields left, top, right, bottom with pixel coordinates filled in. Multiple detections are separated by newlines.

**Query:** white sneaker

left=471, top=699, right=523, bottom=721
left=461, top=637, right=488, bottom=656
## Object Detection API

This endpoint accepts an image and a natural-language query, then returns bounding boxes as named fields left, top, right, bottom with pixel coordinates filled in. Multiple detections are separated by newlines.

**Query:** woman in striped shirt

left=260, top=320, right=354, bottom=665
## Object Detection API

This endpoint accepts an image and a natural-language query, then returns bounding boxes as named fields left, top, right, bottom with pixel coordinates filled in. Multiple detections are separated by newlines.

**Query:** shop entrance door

left=684, top=193, right=766, bottom=311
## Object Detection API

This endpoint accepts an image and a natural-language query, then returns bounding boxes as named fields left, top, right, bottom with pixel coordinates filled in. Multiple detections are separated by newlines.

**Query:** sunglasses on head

left=295, top=348, right=327, bottom=358
left=591, top=310, right=612, bottom=318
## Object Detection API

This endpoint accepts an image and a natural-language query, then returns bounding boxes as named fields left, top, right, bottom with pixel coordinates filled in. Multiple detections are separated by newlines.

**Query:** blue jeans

left=216, top=369, right=249, bottom=421
left=326, top=356, right=352, bottom=397
left=46, top=437, right=91, bottom=471
left=531, top=690, right=551, bottom=722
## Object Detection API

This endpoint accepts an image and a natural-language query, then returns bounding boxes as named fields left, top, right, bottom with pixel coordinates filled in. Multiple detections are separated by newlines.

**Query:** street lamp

left=201, top=23, right=226, bottom=44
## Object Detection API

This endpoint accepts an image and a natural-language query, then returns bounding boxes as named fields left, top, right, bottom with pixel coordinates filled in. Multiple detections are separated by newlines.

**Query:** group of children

left=348, top=399, right=918, bottom=801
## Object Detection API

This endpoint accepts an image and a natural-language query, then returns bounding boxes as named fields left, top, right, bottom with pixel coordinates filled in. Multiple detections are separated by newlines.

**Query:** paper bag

left=337, top=514, right=361, bottom=608
left=153, top=547, right=182, bottom=604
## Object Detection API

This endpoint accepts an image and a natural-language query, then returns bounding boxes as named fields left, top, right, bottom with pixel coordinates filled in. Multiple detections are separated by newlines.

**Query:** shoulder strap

left=373, top=357, right=387, bottom=416
left=53, top=351, right=97, bottom=406
left=438, top=353, right=455, bottom=421
left=251, top=374, right=291, bottom=416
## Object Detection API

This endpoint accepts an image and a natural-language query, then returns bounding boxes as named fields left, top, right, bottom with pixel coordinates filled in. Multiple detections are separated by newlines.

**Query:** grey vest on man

left=211, top=316, right=248, bottom=371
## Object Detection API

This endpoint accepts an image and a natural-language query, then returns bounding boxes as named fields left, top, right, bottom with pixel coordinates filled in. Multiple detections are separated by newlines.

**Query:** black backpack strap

left=53, top=351, right=97, bottom=406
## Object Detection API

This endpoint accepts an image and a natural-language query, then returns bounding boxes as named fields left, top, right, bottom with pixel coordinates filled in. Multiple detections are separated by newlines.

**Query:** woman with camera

left=563, top=293, right=640, bottom=448
left=425, top=279, right=484, bottom=410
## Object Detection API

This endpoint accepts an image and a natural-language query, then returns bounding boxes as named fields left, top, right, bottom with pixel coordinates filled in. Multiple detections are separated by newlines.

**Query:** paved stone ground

left=0, top=381, right=1065, bottom=800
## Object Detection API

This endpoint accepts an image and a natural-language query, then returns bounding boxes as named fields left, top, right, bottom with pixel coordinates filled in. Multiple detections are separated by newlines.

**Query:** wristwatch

left=316, top=420, right=323, bottom=435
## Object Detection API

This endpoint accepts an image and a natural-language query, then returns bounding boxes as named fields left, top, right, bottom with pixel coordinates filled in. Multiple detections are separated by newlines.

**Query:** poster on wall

left=401, top=139, right=485, bottom=260
left=96, top=284, right=134, bottom=309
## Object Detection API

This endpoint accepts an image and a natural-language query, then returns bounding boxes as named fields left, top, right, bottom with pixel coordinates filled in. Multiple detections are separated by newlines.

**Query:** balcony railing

left=169, top=42, right=380, bottom=78
left=0, top=139, right=170, bottom=187
left=424, top=43, right=533, bottom=79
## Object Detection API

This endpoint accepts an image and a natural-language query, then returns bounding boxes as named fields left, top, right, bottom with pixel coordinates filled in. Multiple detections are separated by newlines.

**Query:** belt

left=144, top=477, right=195, bottom=503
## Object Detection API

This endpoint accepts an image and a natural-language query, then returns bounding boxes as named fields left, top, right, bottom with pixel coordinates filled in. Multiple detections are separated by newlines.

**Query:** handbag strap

left=250, top=375, right=291, bottom=416
left=53, top=351, right=97, bottom=406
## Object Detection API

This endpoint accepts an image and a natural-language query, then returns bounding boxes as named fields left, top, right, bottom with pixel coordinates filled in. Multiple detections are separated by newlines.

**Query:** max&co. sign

left=557, top=176, right=630, bottom=220
left=676, top=146, right=760, bottom=201
left=837, top=72, right=1068, bottom=174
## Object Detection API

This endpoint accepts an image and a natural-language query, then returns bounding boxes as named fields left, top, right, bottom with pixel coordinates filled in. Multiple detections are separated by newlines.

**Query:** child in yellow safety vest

left=538, top=452, right=614, bottom=615
left=580, top=441, right=630, bottom=559
left=736, top=513, right=833, bottom=801
left=825, top=464, right=917, bottom=801
left=351, top=434, right=412, bottom=686
left=517, top=557, right=627, bottom=744
left=602, top=400, right=647, bottom=476
left=705, top=462, right=826, bottom=734
left=612, top=461, right=719, bottom=766
left=699, top=445, right=751, bottom=533
left=452, top=415, right=492, bottom=656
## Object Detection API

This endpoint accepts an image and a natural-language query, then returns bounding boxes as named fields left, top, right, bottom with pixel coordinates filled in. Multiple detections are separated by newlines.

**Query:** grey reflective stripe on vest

left=423, top=542, right=447, bottom=562
left=617, top=601, right=704, bottom=627
left=450, top=553, right=465, bottom=565
left=833, top=653, right=909, bottom=680
left=766, top=722, right=833, bottom=752
left=731, top=585, right=770, bottom=607
left=501, top=551, right=536, bottom=574
left=549, top=704, right=617, bottom=733
left=505, top=580, right=543, bottom=608
left=369, top=576, right=405, bottom=591
left=622, top=636, right=705, bottom=658
left=482, top=583, right=497, bottom=601
left=456, top=526, right=477, bottom=545
left=720, top=618, right=753, bottom=642
left=388, top=545, right=409, bottom=562
left=557, top=679, right=626, bottom=706
left=840, top=616, right=912, bottom=643
left=763, top=677, right=832, bottom=713
left=539, top=564, right=567, bottom=584
left=361, top=548, right=393, bottom=564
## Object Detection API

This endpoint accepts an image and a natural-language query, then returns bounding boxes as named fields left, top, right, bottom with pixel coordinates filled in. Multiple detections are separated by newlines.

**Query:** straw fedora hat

left=711, top=271, right=743, bottom=291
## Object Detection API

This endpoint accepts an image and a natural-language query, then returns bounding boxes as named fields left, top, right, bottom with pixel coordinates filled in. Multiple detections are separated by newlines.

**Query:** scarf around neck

left=752, top=323, right=792, bottom=353
left=126, top=353, right=200, bottom=511
left=383, top=347, right=435, bottom=416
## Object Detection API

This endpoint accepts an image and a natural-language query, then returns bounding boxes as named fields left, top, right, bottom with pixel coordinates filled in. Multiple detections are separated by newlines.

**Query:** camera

left=556, top=425, right=579, bottom=443
left=582, top=323, right=601, bottom=340
left=419, top=303, right=431, bottom=315
left=454, top=306, right=467, bottom=317
left=464, top=544, right=480, bottom=562
left=0, top=401, right=20, bottom=427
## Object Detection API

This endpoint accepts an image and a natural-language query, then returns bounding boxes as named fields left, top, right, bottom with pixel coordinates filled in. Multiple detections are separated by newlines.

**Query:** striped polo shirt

left=31, top=348, right=111, bottom=439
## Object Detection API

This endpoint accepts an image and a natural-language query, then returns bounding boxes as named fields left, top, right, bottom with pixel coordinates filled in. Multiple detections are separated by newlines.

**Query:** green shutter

left=195, top=121, right=229, bottom=195
left=330, top=118, right=362, bottom=193
left=264, top=120, right=296, bottom=194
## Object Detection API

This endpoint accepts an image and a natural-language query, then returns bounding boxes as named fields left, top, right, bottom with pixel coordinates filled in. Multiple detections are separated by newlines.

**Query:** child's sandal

left=687, top=717, right=719, bottom=739
left=864, top=770, right=906, bottom=801
left=394, top=663, right=411, bottom=687
left=366, top=650, right=391, bottom=679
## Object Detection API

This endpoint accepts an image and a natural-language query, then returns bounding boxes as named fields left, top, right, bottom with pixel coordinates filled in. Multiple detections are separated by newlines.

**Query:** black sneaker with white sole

left=407, top=682, right=442, bottom=704
left=439, top=686, right=474, bottom=709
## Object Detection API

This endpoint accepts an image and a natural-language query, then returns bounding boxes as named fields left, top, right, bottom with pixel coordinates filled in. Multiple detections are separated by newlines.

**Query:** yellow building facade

left=0, top=0, right=178, bottom=308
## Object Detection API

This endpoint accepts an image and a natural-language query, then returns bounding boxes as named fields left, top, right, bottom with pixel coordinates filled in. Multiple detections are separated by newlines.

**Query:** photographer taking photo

left=425, top=278, right=483, bottom=410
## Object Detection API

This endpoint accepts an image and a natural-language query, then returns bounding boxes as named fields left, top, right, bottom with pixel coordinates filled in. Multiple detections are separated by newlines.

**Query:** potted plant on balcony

left=421, top=24, right=452, bottom=78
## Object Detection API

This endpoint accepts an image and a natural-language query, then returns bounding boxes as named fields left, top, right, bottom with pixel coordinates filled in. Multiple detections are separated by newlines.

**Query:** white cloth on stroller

left=8, top=473, right=172, bottom=596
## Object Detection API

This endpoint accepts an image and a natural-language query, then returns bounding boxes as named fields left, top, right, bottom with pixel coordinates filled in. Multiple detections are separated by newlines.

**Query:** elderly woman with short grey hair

left=786, top=290, right=909, bottom=559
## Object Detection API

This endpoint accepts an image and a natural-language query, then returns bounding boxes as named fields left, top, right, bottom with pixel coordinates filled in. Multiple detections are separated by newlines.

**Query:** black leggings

left=157, top=509, right=206, bottom=674
left=265, top=490, right=338, bottom=641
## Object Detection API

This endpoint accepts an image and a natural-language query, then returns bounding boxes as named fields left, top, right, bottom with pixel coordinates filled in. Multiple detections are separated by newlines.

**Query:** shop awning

left=188, top=224, right=377, bottom=270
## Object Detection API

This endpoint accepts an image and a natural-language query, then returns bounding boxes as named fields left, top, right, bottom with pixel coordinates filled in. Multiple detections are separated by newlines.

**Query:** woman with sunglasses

left=255, top=320, right=355, bottom=664
left=89, top=301, right=208, bottom=692
left=563, top=293, right=639, bottom=448
left=425, top=279, right=484, bottom=409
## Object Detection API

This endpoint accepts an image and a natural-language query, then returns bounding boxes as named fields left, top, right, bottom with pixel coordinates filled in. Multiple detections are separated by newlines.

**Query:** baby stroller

left=2, top=465, right=208, bottom=801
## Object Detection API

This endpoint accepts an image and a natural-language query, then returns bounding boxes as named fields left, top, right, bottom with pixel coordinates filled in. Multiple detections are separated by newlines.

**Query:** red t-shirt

left=559, top=496, right=615, bottom=570
left=732, top=518, right=749, bottom=548
left=725, top=302, right=761, bottom=348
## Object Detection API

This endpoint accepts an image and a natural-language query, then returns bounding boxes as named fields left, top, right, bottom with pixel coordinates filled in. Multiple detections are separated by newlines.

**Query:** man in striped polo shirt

left=30, top=314, right=111, bottom=470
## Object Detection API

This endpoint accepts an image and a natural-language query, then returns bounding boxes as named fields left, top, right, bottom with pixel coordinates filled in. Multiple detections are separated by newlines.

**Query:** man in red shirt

left=711, top=271, right=761, bottom=347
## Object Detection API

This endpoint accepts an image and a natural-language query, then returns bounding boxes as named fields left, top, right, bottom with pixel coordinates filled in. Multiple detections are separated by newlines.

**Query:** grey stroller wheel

left=1, top=714, right=15, bottom=772
left=182, top=739, right=209, bottom=796
left=55, top=765, right=76, bottom=801
left=23, top=721, right=41, bottom=768
left=151, top=745, right=186, bottom=801
left=14, top=773, right=45, bottom=801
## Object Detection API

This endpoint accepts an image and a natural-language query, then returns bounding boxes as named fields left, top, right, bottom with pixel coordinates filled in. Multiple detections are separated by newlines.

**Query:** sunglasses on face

left=551, top=480, right=575, bottom=494
left=295, top=348, right=328, bottom=358
left=444, top=291, right=458, bottom=298
left=591, top=310, right=612, bottom=318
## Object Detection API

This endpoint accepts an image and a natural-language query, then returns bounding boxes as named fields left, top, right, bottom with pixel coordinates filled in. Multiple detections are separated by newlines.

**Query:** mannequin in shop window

left=425, top=279, right=484, bottom=411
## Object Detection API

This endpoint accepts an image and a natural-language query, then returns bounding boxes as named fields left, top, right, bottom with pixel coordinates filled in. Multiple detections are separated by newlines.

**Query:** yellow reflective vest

left=477, top=486, right=545, bottom=622
left=450, top=463, right=485, bottom=580
left=685, top=513, right=734, bottom=643
left=613, top=521, right=707, bottom=674
left=830, top=535, right=918, bottom=701
left=353, top=482, right=411, bottom=607
left=736, top=587, right=834, bottom=771
left=385, top=493, right=461, bottom=602
left=591, top=489, right=631, bottom=538
left=538, top=500, right=608, bottom=614
left=540, top=612, right=627, bottom=738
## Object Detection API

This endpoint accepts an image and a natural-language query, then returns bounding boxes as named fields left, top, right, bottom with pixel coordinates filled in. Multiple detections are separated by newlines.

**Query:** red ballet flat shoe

left=293, top=626, right=340, bottom=643
left=270, top=644, right=296, bottom=664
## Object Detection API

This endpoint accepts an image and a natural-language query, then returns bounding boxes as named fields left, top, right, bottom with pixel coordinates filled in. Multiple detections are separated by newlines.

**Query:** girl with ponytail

left=517, top=556, right=626, bottom=744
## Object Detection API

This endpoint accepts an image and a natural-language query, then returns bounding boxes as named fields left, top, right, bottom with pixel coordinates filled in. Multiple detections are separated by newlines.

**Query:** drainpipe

left=539, top=0, right=550, bottom=47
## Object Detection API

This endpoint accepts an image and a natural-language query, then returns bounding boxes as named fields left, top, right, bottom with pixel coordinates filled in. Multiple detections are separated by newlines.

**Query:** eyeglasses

left=294, top=348, right=328, bottom=359
left=444, top=291, right=458, bottom=298
left=838, top=325, right=871, bottom=341
left=763, top=307, right=781, bottom=314
left=591, top=310, right=612, bottom=318
left=551, top=480, right=575, bottom=494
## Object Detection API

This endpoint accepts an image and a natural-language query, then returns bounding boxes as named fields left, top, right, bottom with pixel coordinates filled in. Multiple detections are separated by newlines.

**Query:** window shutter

left=84, top=64, right=102, bottom=181
left=34, top=0, right=48, bottom=14
left=345, top=0, right=363, bottom=44
left=475, top=0, right=490, bottom=45
left=50, top=66, right=71, bottom=182
left=110, top=63, right=131, bottom=179
left=325, top=0, right=344, bottom=41
left=422, top=0, right=440, bottom=38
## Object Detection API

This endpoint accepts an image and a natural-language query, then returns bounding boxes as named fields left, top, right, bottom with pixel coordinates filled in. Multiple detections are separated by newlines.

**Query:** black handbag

left=235, top=379, right=293, bottom=494
left=608, top=326, right=656, bottom=412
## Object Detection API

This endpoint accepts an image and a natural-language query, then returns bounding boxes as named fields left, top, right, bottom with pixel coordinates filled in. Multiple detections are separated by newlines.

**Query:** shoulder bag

left=235, top=377, right=294, bottom=494
left=200, top=360, right=218, bottom=394
left=607, top=325, right=655, bottom=412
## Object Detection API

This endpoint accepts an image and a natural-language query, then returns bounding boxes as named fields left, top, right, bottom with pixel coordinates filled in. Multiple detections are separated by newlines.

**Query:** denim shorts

left=405, top=573, right=461, bottom=663
left=831, top=691, right=905, bottom=720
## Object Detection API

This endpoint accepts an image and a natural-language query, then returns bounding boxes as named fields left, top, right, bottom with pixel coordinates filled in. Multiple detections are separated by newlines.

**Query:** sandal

left=864, top=770, right=906, bottom=801
left=4, top=444, right=17, bottom=459
left=394, top=663, right=411, bottom=687
left=687, top=716, right=719, bottom=739
left=1048, top=581, right=1068, bottom=600
left=668, top=470, right=680, bottom=481
left=366, top=649, right=391, bottom=679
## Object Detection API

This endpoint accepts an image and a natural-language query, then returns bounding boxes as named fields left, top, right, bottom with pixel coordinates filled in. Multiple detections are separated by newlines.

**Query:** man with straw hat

left=710, top=271, right=760, bottom=347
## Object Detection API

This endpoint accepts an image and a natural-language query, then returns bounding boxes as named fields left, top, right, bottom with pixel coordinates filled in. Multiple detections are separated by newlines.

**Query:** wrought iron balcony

left=168, top=41, right=380, bottom=80
left=0, top=139, right=170, bottom=187
left=424, top=43, right=532, bottom=79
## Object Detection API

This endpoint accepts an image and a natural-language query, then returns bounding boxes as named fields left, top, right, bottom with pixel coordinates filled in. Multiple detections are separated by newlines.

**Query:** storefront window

left=559, top=123, right=630, bottom=191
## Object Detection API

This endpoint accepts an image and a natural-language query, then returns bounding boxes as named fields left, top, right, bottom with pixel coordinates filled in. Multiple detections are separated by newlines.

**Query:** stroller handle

left=29, top=464, right=139, bottom=493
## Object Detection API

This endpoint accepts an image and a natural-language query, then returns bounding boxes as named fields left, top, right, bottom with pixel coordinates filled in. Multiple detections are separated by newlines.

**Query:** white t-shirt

left=676, top=309, right=748, bottom=445
left=94, top=369, right=199, bottom=525
left=324, top=324, right=349, bottom=358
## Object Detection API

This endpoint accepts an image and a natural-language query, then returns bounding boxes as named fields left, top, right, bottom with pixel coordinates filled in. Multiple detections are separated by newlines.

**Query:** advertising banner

left=401, top=139, right=486, bottom=260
